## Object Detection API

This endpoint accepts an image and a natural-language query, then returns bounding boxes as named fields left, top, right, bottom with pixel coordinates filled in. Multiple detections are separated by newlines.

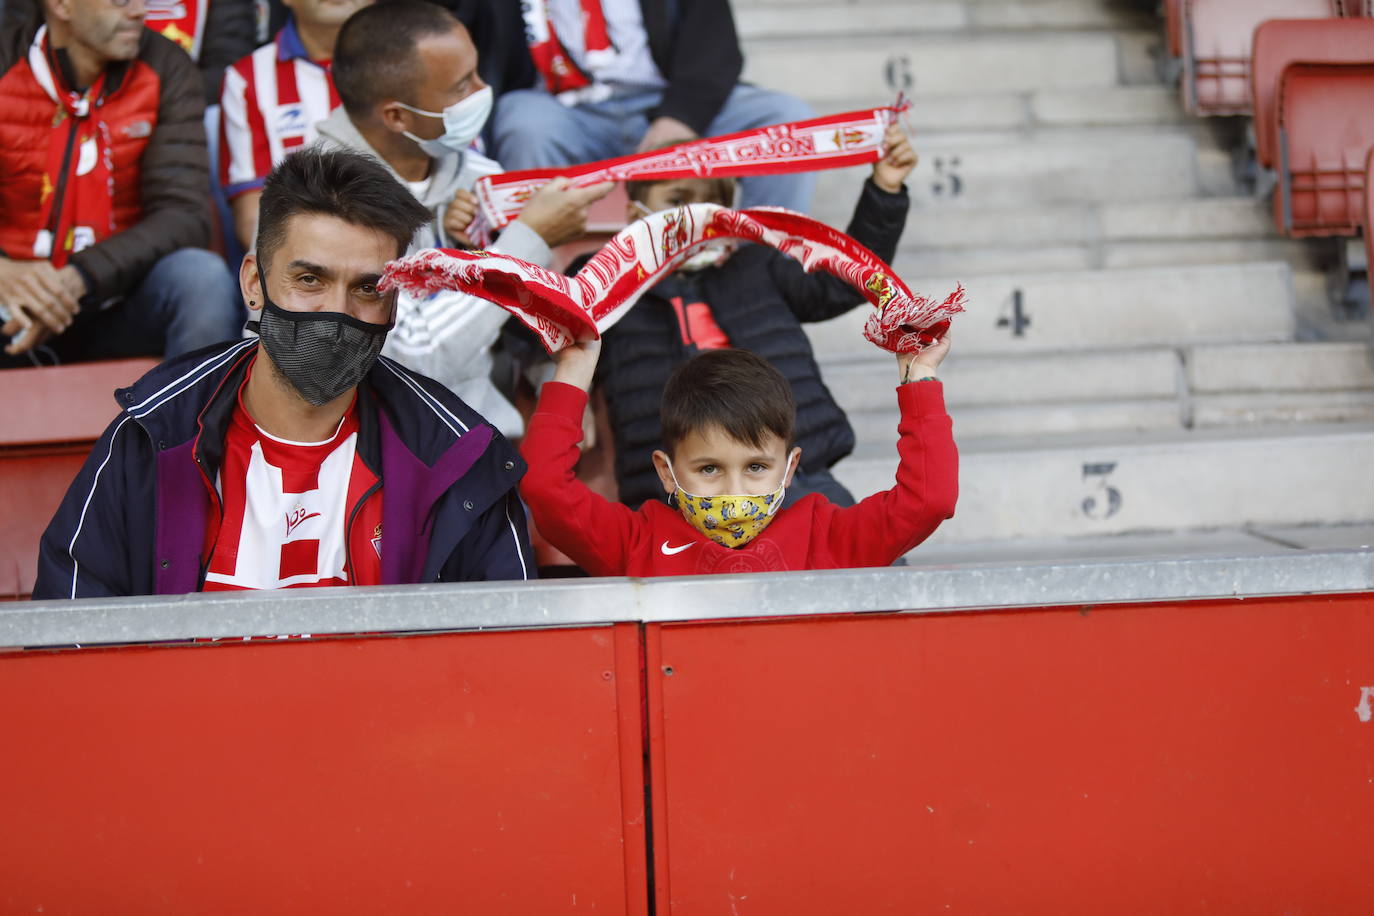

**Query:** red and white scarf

left=381, top=203, right=964, bottom=355
left=521, top=0, right=615, bottom=95
left=28, top=27, right=116, bottom=266
left=471, top=96, right=910, bottom=244
left=143, top=0, right=208, bottom=60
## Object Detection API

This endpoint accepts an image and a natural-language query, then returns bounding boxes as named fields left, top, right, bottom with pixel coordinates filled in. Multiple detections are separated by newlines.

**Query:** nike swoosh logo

left=660, top=540, right=696, bottom=556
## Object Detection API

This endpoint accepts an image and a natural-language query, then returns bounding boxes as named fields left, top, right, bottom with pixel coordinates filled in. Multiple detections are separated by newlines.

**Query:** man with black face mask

left=33, top=147, right=534, bottom=598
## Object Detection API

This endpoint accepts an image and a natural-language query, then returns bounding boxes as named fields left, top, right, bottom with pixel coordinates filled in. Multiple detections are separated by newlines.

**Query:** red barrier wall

left=0, top=624, right=647, bottom=915
left=4, top=592, right=1373, bottom=912
left=645, top=595, right=1374, bottom=914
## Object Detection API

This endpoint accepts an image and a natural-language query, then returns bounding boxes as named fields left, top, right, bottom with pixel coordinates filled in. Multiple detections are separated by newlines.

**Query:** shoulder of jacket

left=136, top=29, right=202, bottom=82
left=116, top=340, right=255, bottom=426
left=369, top=355, right=492, bottom=436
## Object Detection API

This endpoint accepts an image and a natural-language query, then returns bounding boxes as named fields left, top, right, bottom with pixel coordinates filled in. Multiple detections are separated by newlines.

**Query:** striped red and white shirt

left=218, top=17, right=339, bottom=199
left=203, top=370, right=383, bottom=592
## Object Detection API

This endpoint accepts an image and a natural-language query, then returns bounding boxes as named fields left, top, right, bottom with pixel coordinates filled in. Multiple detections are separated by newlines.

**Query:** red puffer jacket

left=0, top=21, right=209, bottom=302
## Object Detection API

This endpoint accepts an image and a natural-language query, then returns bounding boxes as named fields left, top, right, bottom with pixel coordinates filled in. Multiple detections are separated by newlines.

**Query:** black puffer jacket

left=593, top=179, right=910, bottom=508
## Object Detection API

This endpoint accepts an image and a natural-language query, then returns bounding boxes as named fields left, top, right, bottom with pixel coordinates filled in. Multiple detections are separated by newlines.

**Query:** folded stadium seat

left=1166, top=0, right=1185, bottom=59
left=1183, top=0, right=1337, bottom=116
left=0, top=359, right=157, bottom=599
left=1274, top=60, right=1374, bottom=235
left=1365, top=146, right=1374, bottom=292
left=1251, top=18, right=1374, bottom=172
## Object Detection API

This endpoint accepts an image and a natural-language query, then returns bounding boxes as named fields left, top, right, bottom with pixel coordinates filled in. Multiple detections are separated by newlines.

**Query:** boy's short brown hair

left=660, top=350, right=796, bottom=455
left=625, top=175, right=738, bottom=206
left=624, top=140, right=738, bottom=206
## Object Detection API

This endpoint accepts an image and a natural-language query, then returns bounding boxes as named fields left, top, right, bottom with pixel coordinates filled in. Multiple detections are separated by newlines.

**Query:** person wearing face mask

left=316, top=0, right=612, bottom=437
left=519, top=342, right=957, bottom=578
left=554, top=125, right=918, bottom=512
left=33, top=148, right=534, bottom=598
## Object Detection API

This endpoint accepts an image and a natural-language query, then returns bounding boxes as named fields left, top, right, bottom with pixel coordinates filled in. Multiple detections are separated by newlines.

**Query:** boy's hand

left=443, top=189, right=479, bottom=247
left=897, top=332, right=951, bottom=384
left=873, top=124, right=918, bottom=193
left=551, top=337, right=602, bottom=391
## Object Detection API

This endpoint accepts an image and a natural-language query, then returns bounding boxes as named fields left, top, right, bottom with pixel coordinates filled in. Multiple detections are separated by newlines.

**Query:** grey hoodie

left=314, top=108, right=553, bottom=436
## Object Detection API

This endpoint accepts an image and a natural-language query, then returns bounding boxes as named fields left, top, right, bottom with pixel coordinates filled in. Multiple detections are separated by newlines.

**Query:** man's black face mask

left=247, top=274, right=393, bottom=407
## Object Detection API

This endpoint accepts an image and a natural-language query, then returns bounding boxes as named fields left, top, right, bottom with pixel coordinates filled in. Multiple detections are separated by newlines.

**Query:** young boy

left=519, top=335, right=956, bottom=577
left=588, top=124, right=919, bottom=510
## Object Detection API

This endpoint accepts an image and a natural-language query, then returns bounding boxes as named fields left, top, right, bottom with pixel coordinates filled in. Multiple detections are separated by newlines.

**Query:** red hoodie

left=519, top=380, right=958, bottom=577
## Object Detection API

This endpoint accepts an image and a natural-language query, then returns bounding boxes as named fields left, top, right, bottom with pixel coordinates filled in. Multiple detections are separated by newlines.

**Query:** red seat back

left=0, top=359, right=156, bottom=599
left=1365, top=146, right=1374, bottom=279
left=1275, top=62, right=1374, bottom=236
left=1184, top=0, right=1336, bottom=116
left=1252, top=18, right=1374, bottom=168
left=1165, top=0, right=1185, bottom=58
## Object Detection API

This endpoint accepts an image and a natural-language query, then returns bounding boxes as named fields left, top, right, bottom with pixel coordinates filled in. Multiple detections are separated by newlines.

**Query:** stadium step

left=828, top=341, right=1374, bottom=439
left=904, top=522, right=1374, bottom=566
left=807, top=126, right=1242, bottom=226
left=742, top=33, right=1123, bottom=99
left=805, top=261, right=1296, bottom=359
left=735, top=0, right=1153, bottom=39
left=834, top=423, right=1374, bottom=543
left=734, top=0, right=1374, bottom=553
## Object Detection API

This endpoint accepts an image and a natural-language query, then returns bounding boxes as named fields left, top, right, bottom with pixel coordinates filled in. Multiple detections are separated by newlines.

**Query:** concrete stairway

left=734, top=0, right=1374, bottom=558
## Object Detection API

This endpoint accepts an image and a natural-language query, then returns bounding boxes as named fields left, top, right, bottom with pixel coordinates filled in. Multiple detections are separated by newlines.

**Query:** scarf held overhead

left=470, top=96, right=911, bottom=242
left=381, top=204, right=964, bottom=355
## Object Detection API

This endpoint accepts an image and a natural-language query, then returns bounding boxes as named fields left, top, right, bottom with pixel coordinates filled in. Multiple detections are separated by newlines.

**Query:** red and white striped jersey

left=203, top=384, right=383, bottom=591
left=218, top=17, right=339, bottom=199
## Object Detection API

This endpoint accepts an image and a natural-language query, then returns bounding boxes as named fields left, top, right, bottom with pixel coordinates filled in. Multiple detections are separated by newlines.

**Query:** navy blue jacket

left=33, top=339, right=533, bottom=599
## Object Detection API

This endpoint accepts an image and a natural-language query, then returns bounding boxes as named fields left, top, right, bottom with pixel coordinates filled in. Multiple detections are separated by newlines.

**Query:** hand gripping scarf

left=380, top=204, right=965, bottom=355
left=468, top=96, right=912, bottom=245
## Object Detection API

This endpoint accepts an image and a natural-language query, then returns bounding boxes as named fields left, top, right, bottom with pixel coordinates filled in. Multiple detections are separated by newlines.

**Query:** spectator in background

left=1, top=0, right=256, bottom=104
left=34, top=147, right=533, bottom=598
left=0, top=0, right=242, bottom=367
left=316, top=0, right=611, bottom=435
left=220, top=0, right=372, bottom=250
left=144, top=0, right=256, bottom=104
left=486, top=0, right=815, bottom=213
left=588, top=124, right=918, bottom=510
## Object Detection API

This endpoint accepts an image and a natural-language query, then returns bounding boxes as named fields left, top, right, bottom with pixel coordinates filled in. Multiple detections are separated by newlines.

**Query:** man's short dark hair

left=333, top=0, right=461, bottom=119
left=660, top=350, right=796, bottom=455
left=255, top=147, right=431, bottom=271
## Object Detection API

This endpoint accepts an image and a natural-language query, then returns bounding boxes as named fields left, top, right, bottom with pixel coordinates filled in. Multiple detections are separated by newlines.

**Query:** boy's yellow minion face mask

left=664, top=453, right=796, bottom=549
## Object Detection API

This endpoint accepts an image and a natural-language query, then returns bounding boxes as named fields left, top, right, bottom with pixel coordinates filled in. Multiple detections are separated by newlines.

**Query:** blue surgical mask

left=397, top=85, right=493, bottom=157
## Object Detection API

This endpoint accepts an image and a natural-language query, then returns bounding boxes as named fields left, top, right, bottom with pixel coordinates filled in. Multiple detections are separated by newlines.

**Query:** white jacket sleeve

left=381, top=219, right=556, bottom=436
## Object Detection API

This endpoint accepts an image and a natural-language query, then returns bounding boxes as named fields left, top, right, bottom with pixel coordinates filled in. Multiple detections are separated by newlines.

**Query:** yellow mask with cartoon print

left=668, top=457, right=793, bottom=549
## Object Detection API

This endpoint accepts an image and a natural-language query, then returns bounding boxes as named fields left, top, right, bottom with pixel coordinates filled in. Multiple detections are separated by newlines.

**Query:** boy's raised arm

left=771, top=124, right=917, bottom=323
left=824, top=336, right=958, bottom=568
left=518, top=340, right=642, bottom=577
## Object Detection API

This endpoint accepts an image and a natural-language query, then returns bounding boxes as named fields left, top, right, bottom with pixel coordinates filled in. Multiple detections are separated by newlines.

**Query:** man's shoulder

left=368, top=356, right=503, bottom=439
left=134, top=27, right=202, bottom=81
left=116, top=339, right=256, bottom=424
left=224, top=35, right=280, bottom=85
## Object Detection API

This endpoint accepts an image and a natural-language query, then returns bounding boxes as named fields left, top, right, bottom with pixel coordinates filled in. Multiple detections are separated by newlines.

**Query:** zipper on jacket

left=345, top=478, right=383, bottom=583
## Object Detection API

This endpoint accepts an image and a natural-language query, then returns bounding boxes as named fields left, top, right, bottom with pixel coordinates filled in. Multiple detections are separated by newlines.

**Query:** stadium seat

left=1365, top=146, right=1374, bottom=292
left=1252, top=18, right=1374, bottom=170
left=1183, top=0, right=1337, bottom=116
left=0, top=359, right=157, bottom=599
left=1165, top=0, right=1185, bottom=59
left=1275, top=62, right=1374, bottom=235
